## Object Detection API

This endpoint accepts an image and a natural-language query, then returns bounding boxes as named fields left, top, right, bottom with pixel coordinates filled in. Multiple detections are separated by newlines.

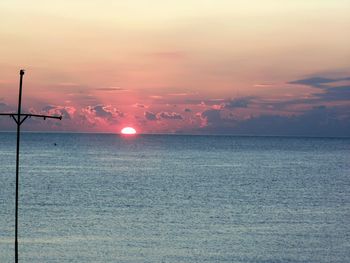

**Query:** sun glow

left=121, top=127, right=137, bottom=135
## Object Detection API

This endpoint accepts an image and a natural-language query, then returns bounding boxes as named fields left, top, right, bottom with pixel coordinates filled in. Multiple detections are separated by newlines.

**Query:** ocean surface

left=0, top=133, right=349, bottom=263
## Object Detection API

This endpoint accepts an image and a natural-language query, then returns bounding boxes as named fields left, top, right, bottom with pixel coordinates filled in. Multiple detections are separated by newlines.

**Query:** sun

left=121, top=127, right=137, bottom=135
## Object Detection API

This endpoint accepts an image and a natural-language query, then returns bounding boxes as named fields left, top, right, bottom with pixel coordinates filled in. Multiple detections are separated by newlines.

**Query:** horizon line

left=0, top=130, right=349, bottom=139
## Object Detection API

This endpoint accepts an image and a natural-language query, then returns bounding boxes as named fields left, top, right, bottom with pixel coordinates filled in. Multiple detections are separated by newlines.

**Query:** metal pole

left=15, top=69, right=24, bottom=263
left=0, top=70, right=61, bottom=263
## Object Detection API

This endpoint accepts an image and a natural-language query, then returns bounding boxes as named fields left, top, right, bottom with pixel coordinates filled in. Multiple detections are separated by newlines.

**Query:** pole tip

left=20, top=69, right=25, bottom=75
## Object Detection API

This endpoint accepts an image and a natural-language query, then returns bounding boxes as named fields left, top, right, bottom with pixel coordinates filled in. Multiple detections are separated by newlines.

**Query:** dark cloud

left=185, top=98, right=222, bottom=106
left=158, top=112, right=183, bottom=120
left=42, top=105, right=56, bottom=111
left=195, top=106, right=350, bottom=137
left=56, top=108, right=71, bottom=120
left=0, top=102, right=16, bottom=130
left=289, top=76, right=350, bottom=88
left=317, top=85, right=350, bottom=101
left=181, top=76, right=349, bottom=114
left=95, top=87, right=127, bottom=91
left=0, top=102, right=11, bottom=111
left=0, top=104, right=75, bottom=131
left=0, top=101, right=17, bottom=114
left=239, top=106, right=350, bottom=137
left=91, top=105, right=112, bottom=118
left=289, top=77, right=339, bottom=87
left=144, top=111, right=184, bottom=121
left=83, top=105, right=124, bottom=124
left=184, top=97, right=254, bottom=110
left=270, top=76, right=350, bottom=110
left=222, top=97, right=254, bottom=109
left=144, top=111, right=158, bottom=121
left=42, top=105, right=75, bottom=120
left=201, top=109, right=224, bottom=127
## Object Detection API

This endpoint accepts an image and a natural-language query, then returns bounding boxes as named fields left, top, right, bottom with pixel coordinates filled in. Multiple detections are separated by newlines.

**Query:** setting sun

left=121, top=127, right=137, bottom=135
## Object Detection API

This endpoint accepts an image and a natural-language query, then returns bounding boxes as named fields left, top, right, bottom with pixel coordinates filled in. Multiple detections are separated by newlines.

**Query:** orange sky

left=0, top=1, right=349, bottom=135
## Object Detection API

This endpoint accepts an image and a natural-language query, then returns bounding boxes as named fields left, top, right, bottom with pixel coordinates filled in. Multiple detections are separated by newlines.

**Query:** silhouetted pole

left=0, top=70, right=62, bottom=263
left=14, top=69, right=24, bottom=263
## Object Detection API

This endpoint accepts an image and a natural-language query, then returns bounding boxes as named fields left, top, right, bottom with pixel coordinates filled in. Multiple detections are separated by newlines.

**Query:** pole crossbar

left=0, top=113, right=62, bottom=125
left=0, top=69, right=62, bottom=263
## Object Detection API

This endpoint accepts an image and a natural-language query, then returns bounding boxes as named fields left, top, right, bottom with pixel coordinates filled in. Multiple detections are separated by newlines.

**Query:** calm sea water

left=0, top=133, right=349, bottom=263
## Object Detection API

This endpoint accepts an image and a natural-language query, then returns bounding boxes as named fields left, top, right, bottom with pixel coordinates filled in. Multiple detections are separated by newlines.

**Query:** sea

left=0, top=132, right=349, bottom=263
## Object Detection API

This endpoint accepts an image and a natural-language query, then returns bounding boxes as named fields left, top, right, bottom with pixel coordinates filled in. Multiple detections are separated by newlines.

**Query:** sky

left=0, top=0, right=349, bottom=136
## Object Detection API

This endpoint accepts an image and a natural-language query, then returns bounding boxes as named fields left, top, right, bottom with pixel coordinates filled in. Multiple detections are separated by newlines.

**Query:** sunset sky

left=0, top=0, right=349, bottom=135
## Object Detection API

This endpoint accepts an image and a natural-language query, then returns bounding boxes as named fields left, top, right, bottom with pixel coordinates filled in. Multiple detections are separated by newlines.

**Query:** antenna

left=0, top=70, right=62, bottom=263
